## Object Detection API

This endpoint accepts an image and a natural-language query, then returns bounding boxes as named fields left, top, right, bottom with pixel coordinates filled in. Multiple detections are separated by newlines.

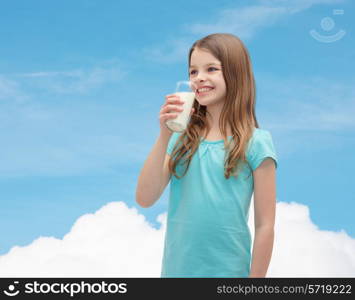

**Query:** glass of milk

left=165, top=81, right=196, bottom=132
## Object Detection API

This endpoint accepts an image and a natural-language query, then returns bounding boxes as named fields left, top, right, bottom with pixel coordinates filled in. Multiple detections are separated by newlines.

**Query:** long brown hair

left=169, top=33, right=259, bottom=180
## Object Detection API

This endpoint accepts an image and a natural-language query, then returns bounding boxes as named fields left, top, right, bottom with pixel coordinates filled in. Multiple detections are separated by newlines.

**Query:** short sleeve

left=167, top=132, right=181, bottom=156
left=247, top=130, right=278, bottom=171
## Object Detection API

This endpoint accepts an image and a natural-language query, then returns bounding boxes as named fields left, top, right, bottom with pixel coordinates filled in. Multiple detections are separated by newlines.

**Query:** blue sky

left=0, top=0, right=354, bottom=262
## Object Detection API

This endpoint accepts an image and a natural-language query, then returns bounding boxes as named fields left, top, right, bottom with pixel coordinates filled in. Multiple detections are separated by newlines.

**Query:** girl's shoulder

left=246, top=127, right=278, bottom=170
left=248, top=127, right=274, bottom=148
left=248, top=127, right=274, bottom=142
left=252, top=127, right=271, bottom=136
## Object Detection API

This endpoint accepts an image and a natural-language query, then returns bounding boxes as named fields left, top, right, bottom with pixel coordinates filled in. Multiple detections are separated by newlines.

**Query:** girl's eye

left=189, top=67, right=218, bottom=75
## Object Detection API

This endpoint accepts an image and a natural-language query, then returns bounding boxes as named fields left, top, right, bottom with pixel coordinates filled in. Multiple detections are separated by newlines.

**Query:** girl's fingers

left=161, top=104, right=184, bottom=114
left=163, top=113, right=178, bottom=121
left=165, top=95, right=184, bottom=104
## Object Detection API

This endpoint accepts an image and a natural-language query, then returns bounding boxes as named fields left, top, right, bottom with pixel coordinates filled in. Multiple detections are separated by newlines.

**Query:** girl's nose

left=193, top=74, right=207, bottom=84
left=196, top=73, right=206, bottom=81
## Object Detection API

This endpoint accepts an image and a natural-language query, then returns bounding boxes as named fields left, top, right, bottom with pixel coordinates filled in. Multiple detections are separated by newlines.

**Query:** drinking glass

left=165, top=81, right=196, bottom=132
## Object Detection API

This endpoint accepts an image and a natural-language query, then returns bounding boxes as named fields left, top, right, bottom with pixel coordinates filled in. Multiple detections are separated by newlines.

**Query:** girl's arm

left=249, top=158, right=277, bottom=278
left=136, top=133, right=172, bottom=208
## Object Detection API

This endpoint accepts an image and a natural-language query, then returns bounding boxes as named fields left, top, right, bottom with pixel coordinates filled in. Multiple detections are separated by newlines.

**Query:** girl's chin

left=196, top=97, right=212, bottom=104
left=196, top=97, right=224, bottom=108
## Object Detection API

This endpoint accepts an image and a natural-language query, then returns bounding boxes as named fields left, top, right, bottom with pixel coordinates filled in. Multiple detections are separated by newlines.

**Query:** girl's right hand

left=159, top=94, right=195, bottom=137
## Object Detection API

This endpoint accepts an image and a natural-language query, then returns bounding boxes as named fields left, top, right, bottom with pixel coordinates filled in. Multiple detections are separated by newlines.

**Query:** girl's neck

left=203, top=125, right=233, bottom=139
left=205, top=103, right=232, bottom=137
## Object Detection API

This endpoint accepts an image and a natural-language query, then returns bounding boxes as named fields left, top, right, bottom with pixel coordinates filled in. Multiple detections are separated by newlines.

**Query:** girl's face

left=189, top=48, right=226, bottom=107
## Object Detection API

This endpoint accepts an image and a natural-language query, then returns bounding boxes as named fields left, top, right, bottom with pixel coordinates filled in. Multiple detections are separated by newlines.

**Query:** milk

left=165, top=92, right=195, bottom=132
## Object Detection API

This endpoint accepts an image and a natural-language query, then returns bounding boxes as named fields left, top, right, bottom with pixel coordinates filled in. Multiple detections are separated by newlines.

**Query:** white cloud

left=258, top=0, right=345, bottom=13
left=141, top=37, right=195, bottom=64
left=13, top=62, right=126, bottom=95
left=0, top=200, right=354, bottom=277
left=144, top=0, right=345, bottom=63
left=267, top=202, right=355, bottom=277
left=0, top=75, right=30, bottom=104
left=190, top=0, right=346, bottom=38
left=258, top=75, right=355, bottom=131
left=0, top=202, right=166, bottom=277
left=188, top=5, right=288, bottom=39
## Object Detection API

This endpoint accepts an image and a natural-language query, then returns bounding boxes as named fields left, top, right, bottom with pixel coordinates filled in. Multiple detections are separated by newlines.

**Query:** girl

left=136, top=33, right=278, bottom=278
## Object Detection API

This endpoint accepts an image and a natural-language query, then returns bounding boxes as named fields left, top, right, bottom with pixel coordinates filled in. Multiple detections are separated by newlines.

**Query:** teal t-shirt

left=160, top=128, right=278, bottom=278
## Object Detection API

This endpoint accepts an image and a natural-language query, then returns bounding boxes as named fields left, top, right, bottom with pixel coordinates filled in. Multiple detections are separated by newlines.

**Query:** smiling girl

left=136, top=33, right=278, bottom=278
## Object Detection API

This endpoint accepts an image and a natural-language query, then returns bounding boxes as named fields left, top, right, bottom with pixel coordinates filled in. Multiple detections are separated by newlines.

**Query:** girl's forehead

left=190, top=49, right=221, bottom=66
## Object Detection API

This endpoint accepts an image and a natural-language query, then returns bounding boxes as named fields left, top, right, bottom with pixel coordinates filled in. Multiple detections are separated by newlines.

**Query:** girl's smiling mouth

left=196, top=87, right=215, bottom=96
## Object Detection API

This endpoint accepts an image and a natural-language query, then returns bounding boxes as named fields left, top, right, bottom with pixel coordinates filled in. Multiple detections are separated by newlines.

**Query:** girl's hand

left=159, top=94, right=195, bottom=137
